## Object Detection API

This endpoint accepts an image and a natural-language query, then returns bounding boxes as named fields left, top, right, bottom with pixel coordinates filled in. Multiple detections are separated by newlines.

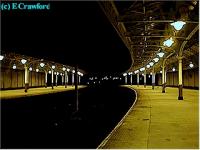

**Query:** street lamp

left=21, top=59, right=27, bottom=64
left=189, top=62, right=194, bottom=68
left=67, top=68, right=70, bottom=72
left=40, top=62, right=45, bottom=68
left=62, top=67, right=66, bottom=71
left=157, top=52, right=165, bottom=58
left=0, top=55, right=4, bottom=60
left=29, top=67, right=33, bottom=71
left=149, top=62, right=154, bottom=66
left=36, top=68, right=39, bottom=72
left=48, top=70, right=51, bottom=74
left=72, top=70, right=75, bottom=73
left=153, top=57, right=159, bottom=62
left=12, top=64, right=17, bottom=69
left=123, top=73, right=127, bottom=76
left=52, top=65, right=55, bottom=69
left=160, top=71, right=162, bottom=73
left=170, top=21, right=186, bottom=31
left=163, top=37, right=174, bottom=47
left=172, top=67, right=176, bottom=72
left=146, top=64, right=150, bottom=68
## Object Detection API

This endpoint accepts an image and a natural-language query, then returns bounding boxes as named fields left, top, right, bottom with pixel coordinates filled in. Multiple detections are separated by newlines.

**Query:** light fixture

left=140, top=67, right=145, bottom=71
left=134, top=70, right=139, bottom=74
left=123, top=73, right=127, bottom=76
left=60, top=73, right=63, bottom=76
left=12, top=64, right=17, bottom=69
left=72, top=70, right=75, bottom=73
left=148, top=75, right=151, bottom=78
left=146, top=64, right=150, bottom=68
left=62, top=67, right=66, bottom=71
left=170, top=21, right=186, bottom=31
left=54, top=72, right=57, bottom=75
left=172, top=67, right=176, bottom=72
left=78, top=71, right=81, bottom=75
left=0, top=55, right=4, bottom=60
left=52, top=65, right=55, bottom=69
left=48, top=70, right=51, bottom=74
left=160, top=71, right=162, bottom=73
left=149, top=62, right=154, bottom=66
left=36, top=69, right=39, bottom=72
left=189, top=62, right=194, bottom=68
left=150, top=72, right=152, bottom=75
left=128, top=72, right=133, bottom=75
left=57, top=72, right=59, bottom=75
left=153, top=57, right=159, bottom=62
left=67, top=68, right=70, bottom=72
left=157, top=52, right=165, bottom=58
left=163, top=37, right=174, bottom=47
left=29, top=67, right=33, bottom=71
left=21, top=59, right=27, bottom=64
left=40, top=62, right=45, bottom=68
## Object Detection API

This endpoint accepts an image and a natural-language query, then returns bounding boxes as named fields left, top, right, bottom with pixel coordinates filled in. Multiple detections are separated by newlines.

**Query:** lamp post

left=178, top=57, right=183, bottom=100
left=21, top=59, right=29, bottom=92
left=123, top=73, right=127, bottom=85
left=51, top=65, right=55, bottom=89
left=72, top=70, right=75, bottom=86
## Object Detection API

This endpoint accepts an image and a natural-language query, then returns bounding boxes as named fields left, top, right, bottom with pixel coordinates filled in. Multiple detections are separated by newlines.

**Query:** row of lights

left=0, top=56, right=83, bottom=76
left=130, top=21, right=187, bottom=75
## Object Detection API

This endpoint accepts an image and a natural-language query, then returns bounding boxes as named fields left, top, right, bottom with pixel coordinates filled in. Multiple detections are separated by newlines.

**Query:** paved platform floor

left=0, top=85, right=86, bottom=100
left=98, top=85, right=199, bottom=149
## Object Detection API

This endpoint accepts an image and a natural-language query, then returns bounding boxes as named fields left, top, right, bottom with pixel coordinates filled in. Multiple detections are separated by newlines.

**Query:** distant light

left=36, top=69, right=39, bottom=72
left=60, top=73, right=63, bottom=76
left=153, top=58, right=159, bottom=62
left=160, top=71, right=162, bottom=73
left=148, top=75, right=151, bottom=78
left=142, top=73, right=144, bottom=76
left=40, top=62, right=45, bottom=68
left=54, top=72, right=57, bottom=75
left=57, top=72, right=59, bottom=75
left=172, top=67, right=176, bottom=72
left=170, top=21, right=186, bottom=31
left=72, top=70, right=75, bottom=73
left=189, top=63, right=194, bottom=68
left=95, top=77, right=97, bottom=79
left=67, top=68, right=70, bottom=72
left=163, top=37, right=174, bottom=47
left=62, top=67, right=66, bottom=71
left=150, top=72, right=152, bottom=75
left=123, top=73, right=127, bottom=76
left=29, top=67, right=32, bottom=71
left=78, top=72, right=81, bottom=75
left=80, top=73, right=83, bottom=76
left=157, top=52, right=165, bottom=58
left=52, top=65, right=55, bottom=69
left=12, top=64, right=17, bottom=69
left=0, top=55, right=4, bottom=60
left=146, top=64, right=150, bottom=68
left=149, top=62, right=154, bottom=66
left=48, top=71, right=51, bottom=74
left=21, top=59, right=27, bottom=64
left=128, top=72, right=133, bottom=75
left=140, top=67, right=145, bottom=71
left=134, top=70, right=139, bottom=74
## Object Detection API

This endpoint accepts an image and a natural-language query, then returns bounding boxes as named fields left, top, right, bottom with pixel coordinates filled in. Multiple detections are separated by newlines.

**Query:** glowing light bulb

left=170, top=21, right=186, bottom=31
left=21, top=59, right=27, bottom=64
left=163, top=37, right=174, bottom=47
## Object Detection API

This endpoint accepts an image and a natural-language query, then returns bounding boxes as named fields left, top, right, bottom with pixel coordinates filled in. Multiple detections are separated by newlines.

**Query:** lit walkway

left=98, top=85, right=199, bottom=149
left=0, top=85, right=86, bottom=100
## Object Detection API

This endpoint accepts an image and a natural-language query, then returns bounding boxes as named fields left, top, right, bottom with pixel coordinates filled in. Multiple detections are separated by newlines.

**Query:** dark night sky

left=2, top=1, right=132, bottom=75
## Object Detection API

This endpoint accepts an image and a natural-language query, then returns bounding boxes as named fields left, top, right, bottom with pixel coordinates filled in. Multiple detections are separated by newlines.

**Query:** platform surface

left=0, top=85, right=86, bottom=100
left=98, top=85, right=199, bottom=149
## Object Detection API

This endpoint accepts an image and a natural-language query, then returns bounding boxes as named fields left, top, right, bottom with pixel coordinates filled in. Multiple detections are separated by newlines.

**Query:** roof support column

left=144, top=69, right=146, bottom=88
left=72, top=72, right=74, bottom=86
left=178, top=57, right=183, bottom=100
left=45, top=70, right=47, bottom=88
left=64, top=71, right=68, bottom=88
left=137, top=73, right=139, bottom=87
left=24, top=65, right=29, bottom=92
left=51, top=69, right=54, bottom=89
left=162, top=66, right=166, bottom=93
left=152, top=67, right=155, bottom=90
left=125, top=75, right=127, bottom=85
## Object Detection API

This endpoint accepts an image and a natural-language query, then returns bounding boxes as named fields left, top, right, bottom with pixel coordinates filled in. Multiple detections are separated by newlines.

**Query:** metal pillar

left=125, top=75, right=127, bottom=85
left=178, top=57, right=183, bottom=100
left=75, top=66, right=79, bottom=111
left=24, top=65, right=29, bottom=92
left=144, top=69, right=146, bottom=88
left=45, top=71, right=48, bottom=88
left=152, top=67, right=155, bottom=89
left=65, top=71, right=68, bottom=88
left=162, top=66, right=165, bottom=93
left=137, top=73, right=139, bottom=87
left=130, top=74, right=132, bottom=85
left=51, top=69, right=54, bottom=89
left=62, top=74, right=64, bottom=86
left=72, top=73, right=74, bottom=86
left=55, top=74, right=58, bottom=87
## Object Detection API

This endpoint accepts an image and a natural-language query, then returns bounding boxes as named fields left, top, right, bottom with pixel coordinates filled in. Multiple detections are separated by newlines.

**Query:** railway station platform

left=0, top=85, right=86, bottom=100
left=98, top=85, right=199, bottom=149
